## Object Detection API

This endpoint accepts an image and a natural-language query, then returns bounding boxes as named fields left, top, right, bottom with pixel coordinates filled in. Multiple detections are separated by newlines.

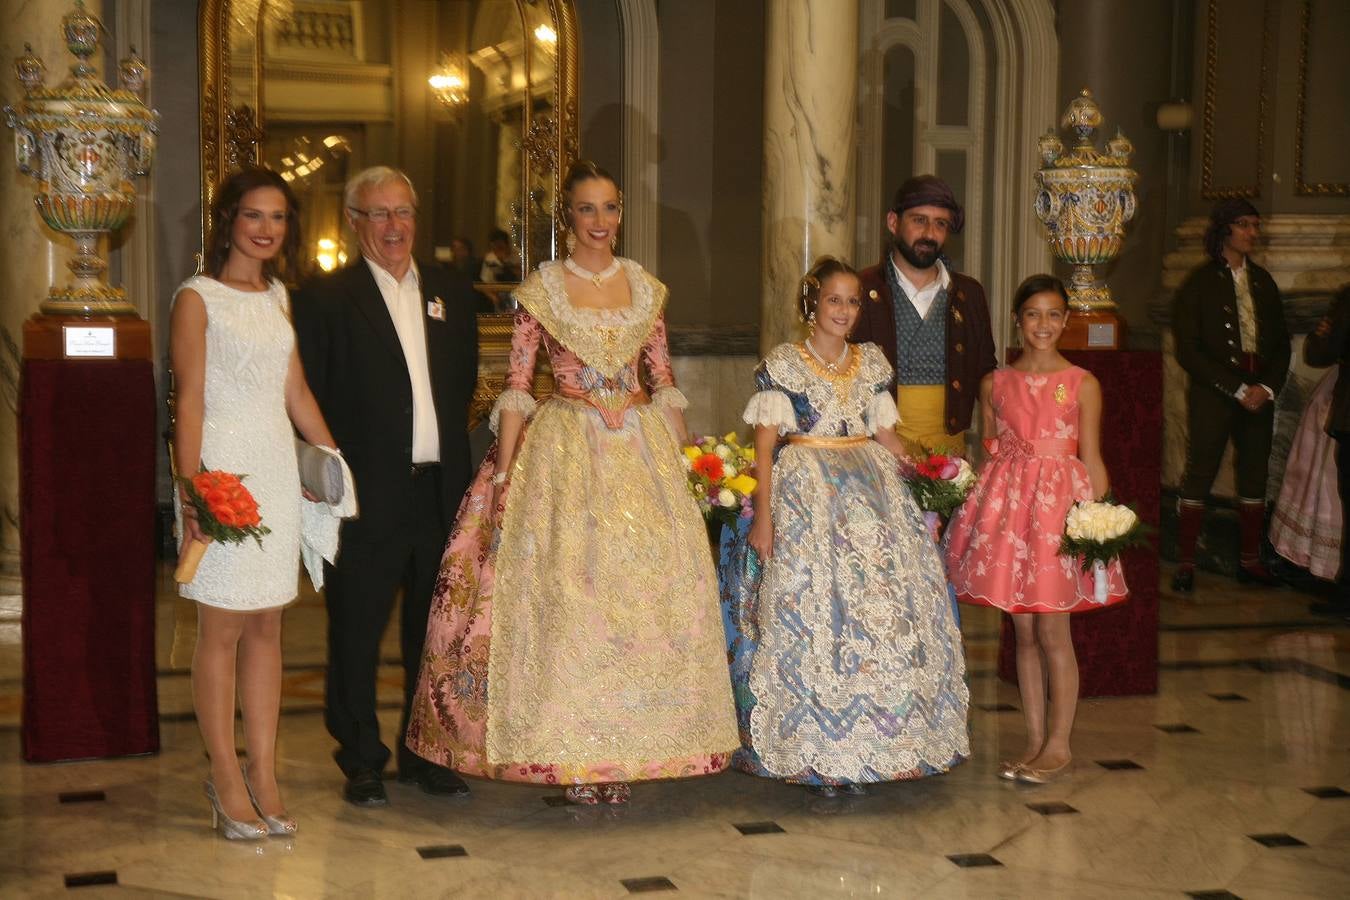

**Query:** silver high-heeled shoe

left=204, top=781, right=267, bottom=840
left=241, top=764, right=298, bottom=836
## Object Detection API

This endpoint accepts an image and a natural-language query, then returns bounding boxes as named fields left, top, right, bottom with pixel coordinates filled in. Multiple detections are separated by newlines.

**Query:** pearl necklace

left=804, top=337, right=850, bottom=373
left=564, top=255, right=622, bottom=288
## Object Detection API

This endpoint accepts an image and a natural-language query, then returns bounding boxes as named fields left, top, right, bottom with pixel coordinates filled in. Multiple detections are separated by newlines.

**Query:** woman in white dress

left=171, top=168, right=335, bottom=839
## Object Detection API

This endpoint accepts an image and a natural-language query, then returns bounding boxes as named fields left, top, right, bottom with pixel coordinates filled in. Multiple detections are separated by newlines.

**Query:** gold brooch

left=1054, top=383, right=1067, bottom=404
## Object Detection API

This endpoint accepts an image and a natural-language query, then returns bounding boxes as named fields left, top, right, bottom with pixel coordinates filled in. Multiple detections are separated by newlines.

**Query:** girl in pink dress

left=944, top=274, right=1127, bottom=784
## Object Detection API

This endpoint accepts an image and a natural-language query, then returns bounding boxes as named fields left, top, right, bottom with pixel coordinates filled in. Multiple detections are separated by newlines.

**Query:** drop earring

left=565, top=229, right=576, bottom=255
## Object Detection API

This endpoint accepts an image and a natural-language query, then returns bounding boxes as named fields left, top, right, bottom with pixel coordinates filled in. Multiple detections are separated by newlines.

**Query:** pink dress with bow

left=943, top=366, right=1128, bottom=613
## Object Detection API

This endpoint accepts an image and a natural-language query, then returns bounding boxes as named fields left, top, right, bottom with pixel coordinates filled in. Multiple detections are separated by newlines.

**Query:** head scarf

left=891, top=175, right=964, bottom=234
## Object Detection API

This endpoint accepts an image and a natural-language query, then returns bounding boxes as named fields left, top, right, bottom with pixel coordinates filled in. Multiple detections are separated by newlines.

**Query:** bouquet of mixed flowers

left=1059, top=498, right=1146, bottom=603
left=174, top=468, right=270, bottom=584
left=682, top=432, right=758, bottom=529
left=900, top=452, right=977, bottom=520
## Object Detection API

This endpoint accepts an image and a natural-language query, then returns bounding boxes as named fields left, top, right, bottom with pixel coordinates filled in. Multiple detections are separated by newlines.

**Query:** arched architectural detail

left=616, top=0, right=659, bottom=269
left=857, top=0, right=1056, bottom=359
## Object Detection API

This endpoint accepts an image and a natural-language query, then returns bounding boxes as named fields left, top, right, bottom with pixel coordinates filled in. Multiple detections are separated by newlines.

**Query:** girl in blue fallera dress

left=718, top=257, right=970, bottom=796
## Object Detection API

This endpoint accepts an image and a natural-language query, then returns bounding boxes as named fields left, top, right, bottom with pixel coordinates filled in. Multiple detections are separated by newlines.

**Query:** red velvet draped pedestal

left=996, top=349, right=1161, bottom=697
left=20, top=353, right=159, bottom=761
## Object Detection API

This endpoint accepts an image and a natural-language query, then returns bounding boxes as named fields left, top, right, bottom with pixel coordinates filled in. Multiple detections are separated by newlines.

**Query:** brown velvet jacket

left=850, top=258, right=997, bottom=435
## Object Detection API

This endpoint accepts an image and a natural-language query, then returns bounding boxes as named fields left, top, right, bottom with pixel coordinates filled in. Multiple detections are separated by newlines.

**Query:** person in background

left=1170, top=199, right=1289, bottom=593
left=448, top=236, right=482, bottom=281
left=1299, top=283, right=1350, bottom=621
left=850, top=174, right=996, bottom=456
left=480, top=227, right=521, bottom=283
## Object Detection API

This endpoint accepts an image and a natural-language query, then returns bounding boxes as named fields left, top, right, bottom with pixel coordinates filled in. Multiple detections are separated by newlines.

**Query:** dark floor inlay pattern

left=543, top=795, right=573, bottom=807
left=1026, top=801, right=1078, bottom=816
left=1186, top=891, right=1242, bottom=899
left=622, top=876, right=678, bottom=893
left=733, top=821, right=785, bottom=835
left=1155, top=723, right=1200, bottom=734
left=946, top=853, right=1002, bottom=868
left=1207, top=692, right=1249, bottom=701
left=1247, top=833, right=1307, bottom=848
left=64, top=872, right=118, bottom=888
left=58, top=790, right=106, bottom=804
left=416, top=844, right=467, bottom=859
left=976, top=702, right=1019, bottom=712
left=1095, top=759, right=1145, bottom=770
left=1302, top=786, right=1349, bottom=799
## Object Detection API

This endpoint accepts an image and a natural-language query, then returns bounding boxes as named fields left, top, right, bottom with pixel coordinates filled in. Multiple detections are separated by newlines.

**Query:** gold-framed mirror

left=198, top=0, right=578, bottom=425
left=199, top=0, right=578, bottom=276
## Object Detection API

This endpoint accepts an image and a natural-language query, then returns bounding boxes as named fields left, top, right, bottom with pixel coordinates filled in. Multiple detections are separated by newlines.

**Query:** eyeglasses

left=348, top=206, right=416, bottom=223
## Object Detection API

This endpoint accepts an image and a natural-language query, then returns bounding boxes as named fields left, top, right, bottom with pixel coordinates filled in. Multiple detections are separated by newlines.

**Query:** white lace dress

left=173, top=276, right=301, bottom=610
left=718, top=342, right=970, bottom=784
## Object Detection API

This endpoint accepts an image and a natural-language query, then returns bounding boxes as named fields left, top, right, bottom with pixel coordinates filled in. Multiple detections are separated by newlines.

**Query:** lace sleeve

left=489, top=311, right=544, bottom=433
left=742, top=390, right=796, bottom=436
left=864, top=390, right=901, bottom=434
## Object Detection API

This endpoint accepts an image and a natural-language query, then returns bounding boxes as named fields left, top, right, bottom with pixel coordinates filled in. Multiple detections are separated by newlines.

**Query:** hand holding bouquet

left=175, top=468, right=270, bottom=583
left=900, top=452, right=977, bottom=522
left=1059, top=498, right=1146, bottom=603
left=682, top=432, right=758, bottom=529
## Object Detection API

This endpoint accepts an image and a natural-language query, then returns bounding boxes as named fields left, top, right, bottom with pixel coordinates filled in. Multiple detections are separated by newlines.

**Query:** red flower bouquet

left=174, top=468, right=270, bottom=583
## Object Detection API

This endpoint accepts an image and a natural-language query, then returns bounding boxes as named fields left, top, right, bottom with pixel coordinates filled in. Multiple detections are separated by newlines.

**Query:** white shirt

left=891, top=256, right=951, bottom=320
left=366, top=258, right=440, bottom=463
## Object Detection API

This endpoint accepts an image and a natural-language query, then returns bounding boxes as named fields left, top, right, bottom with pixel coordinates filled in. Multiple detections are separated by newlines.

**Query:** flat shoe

left=1016, top=759, right=1072, bottom=784
left=398, top=767, right=470, bottom=796
left=998, top=761, right=1023, bottom=781
left=343, top=769, right=389, bottom=807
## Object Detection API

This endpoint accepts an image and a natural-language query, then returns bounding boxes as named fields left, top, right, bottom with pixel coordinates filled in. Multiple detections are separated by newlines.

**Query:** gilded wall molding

left=1199, top=0, right=1274, bottom=200
left=1293, top=1, right=1350, bottom=196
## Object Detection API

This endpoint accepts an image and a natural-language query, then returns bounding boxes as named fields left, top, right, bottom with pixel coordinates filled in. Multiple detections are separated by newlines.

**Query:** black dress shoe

left=1171, top=567, right=1194, bottom=593
left=398, top=765, right=470, bottom=796
left=344, top=768, right=388, bottom=807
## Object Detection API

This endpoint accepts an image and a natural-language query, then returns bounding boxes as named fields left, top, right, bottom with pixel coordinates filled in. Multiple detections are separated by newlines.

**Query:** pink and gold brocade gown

left=405, top=259, right=738, bottom=784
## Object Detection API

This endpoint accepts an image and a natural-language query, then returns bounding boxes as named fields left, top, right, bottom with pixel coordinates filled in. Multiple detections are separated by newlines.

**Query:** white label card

left=1086, top=323, right=1117, bottom=348
left=63, top=325, right=117, bottom=358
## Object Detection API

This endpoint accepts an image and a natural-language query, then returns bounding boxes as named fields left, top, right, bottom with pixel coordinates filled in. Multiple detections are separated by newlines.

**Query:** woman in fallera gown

left=718, top=256, right=970, bottom=797
left=406, top=160, right=737, bottom=804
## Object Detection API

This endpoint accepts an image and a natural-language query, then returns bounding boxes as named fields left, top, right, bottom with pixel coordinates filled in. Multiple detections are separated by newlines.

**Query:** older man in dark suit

left=1171, top=198, right=1289, bottom=593
left=850, top=175, right=997, bottom=455
left=293, top=166, right=479, bottom=806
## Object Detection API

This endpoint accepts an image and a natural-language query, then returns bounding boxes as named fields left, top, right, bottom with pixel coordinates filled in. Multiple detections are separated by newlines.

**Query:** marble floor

left=1, top=565, right=1348, bottom=899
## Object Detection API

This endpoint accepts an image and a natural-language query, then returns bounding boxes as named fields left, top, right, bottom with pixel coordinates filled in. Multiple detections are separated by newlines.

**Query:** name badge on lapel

left=427, top=297, right=446, bottom=321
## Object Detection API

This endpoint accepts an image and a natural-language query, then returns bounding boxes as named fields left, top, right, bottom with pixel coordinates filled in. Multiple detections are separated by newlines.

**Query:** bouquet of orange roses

left=682, top=432, right=758, bottom=529
left=174, top=468, right=270, bottom=583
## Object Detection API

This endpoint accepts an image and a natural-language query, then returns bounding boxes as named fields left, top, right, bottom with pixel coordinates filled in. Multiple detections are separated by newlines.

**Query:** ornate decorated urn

left=4, top=1, right=158, bottom=317
left=1034, top=89, right=1137, bottom=316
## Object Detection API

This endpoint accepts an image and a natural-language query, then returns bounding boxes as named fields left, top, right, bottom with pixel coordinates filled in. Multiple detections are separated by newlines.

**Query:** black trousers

left=324, top=467, right=447, bottom=777
left=1180, top=386, right=1275, bottom=502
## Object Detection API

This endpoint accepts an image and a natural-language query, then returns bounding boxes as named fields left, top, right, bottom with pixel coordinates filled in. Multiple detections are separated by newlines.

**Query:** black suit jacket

left=850, top=259, right=997, bottom=435
left=1303, top=285, right=1350, bottom=435
left=1172, top=258, right=1289, bottom=399
left=292, top=260, right=479, bottom=535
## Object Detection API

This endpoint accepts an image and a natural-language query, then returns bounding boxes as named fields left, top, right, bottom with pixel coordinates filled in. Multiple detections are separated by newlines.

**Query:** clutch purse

left=296, top=439, right=344, bottom=504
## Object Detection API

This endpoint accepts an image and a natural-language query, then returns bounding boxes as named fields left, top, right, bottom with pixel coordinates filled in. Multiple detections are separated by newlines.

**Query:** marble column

left=760, top=0, right=858, bottom=354
left=0, top=0, right=101, bottom=601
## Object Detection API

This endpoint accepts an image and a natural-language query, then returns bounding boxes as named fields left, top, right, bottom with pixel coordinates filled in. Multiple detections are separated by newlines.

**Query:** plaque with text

left=63, top=325, right=117, bottom=359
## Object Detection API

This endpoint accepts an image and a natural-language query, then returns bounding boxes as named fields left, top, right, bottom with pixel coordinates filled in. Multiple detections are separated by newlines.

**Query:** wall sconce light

left=315, top=237, right=346, bottom=273
left=429, top=54, right=469, bottom=109
left=1156, top=100, right=1193, bottom=133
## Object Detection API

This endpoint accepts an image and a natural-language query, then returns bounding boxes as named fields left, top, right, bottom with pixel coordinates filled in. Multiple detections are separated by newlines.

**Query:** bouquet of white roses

left=1059, top=498, right=1146, bottom=603
left=682, top=432, right=758, bottom=529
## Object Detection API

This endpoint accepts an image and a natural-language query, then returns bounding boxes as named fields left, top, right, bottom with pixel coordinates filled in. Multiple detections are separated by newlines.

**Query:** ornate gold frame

left=1199, top=0, right=1274, bottom=200
left=1293, top=0, right=1350, bottom=196
left=198, top=0, right=580, bottom=266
